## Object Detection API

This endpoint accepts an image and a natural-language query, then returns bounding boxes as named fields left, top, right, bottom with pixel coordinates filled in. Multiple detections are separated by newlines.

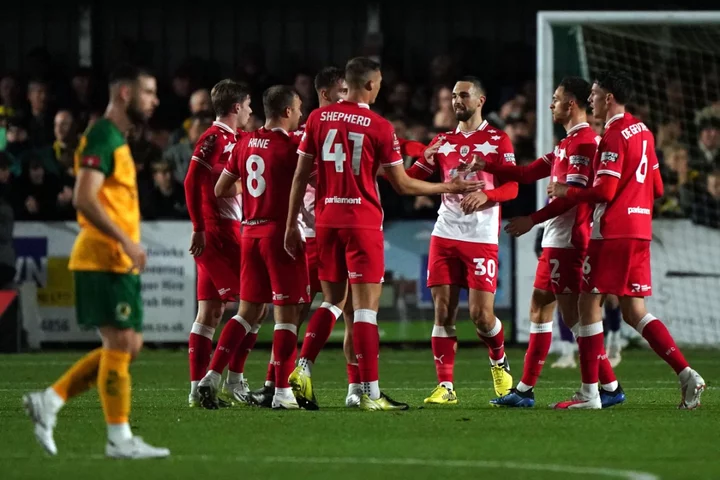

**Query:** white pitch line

left=0, top=453, right=660, bottom=480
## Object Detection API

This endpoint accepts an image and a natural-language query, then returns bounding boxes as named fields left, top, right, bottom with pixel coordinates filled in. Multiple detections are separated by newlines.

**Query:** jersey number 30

left=322, top=128, right=365, bottom=175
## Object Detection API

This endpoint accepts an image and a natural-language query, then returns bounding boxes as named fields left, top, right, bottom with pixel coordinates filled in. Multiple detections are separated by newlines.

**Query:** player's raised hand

left=547, top=181, right=569, bottom=198
left=504, top=216, right=534, bottom=237
left=460, top=191, right=494, bottom=214
left=284, top=224, right=304, bottom=260
left=122, top=240, right=148, bottom=273
left=189, top=231, right=206, bottom=257
left=423, top=135, right=444, bottom=163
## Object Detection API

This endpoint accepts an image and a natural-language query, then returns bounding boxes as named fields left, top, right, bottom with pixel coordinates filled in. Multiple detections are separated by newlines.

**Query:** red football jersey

left=224, top=127, right=301, bottom=238
left=297, top=100, right=403, bottom=230
left=407, top=121, right=514, bottom=244
left=540, top=123, right=598, bottom=249
left=591, top=112, right=659, bottom=241
left=189, top=121, right=243, bottom=224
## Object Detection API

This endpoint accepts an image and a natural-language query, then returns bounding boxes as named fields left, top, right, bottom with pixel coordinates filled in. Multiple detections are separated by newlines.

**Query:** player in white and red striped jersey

left=548, top=70, right=706, bottom=409
left=479, top=77, right=623, bottom=408
left=285, top=57, right=482, bottom=411
left=183, top=79, right=256, bottom=408
left=404, top=77, right=518, bottom=404
left=196, top=86, right=307, bottom=410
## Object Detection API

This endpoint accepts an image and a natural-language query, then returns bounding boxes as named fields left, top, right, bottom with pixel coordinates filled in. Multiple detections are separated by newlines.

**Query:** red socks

left=519, top=322, right=553, bottom=388
left=189, top=322, right=215, bottom=382
left=272, top=324, right=298, bottom=389
left=637, top=314, right=689, bottom=374
left=431, top=325, right=457, bottom=386
left=208, top=315, right=250, bottom=374
left=352, top=309, right=380, bottom=383
left=228, top=325, right=259, bottom=377
left=476, top=317, right=506, bottom=362
left=299, top=303, right=341, bottom=363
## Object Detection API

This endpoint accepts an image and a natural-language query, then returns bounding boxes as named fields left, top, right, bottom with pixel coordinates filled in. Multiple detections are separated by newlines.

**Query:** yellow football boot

left=288, top=366, right=319, bottom=410
left=359, top=392, right=409, bottom=411
left=491, top=358, right=513, bottom=397
left=423, top=385, right=458, bottom=405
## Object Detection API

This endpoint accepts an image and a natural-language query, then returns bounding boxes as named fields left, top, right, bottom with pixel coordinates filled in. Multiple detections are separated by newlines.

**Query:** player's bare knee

left=100, top=326, right=137, bottom=353
left=238, top=301, right=266, bottom=325
left=619, top=297, right=646, bottom=328
left=530, top=289, right=556, bottom=323
left=470, top=304, right=494, bottom=330
left=196, top=300, right=224, bottom=328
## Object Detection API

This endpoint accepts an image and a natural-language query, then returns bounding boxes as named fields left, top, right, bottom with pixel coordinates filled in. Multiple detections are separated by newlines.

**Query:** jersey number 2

left=322, top=128, right=364, bottom=175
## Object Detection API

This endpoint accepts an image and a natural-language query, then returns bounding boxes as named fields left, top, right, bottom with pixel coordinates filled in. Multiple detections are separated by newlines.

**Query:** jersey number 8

left=246, top=154, right=266, bottom=197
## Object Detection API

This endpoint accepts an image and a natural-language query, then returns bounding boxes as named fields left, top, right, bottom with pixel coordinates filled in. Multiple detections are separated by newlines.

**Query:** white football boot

left=345, top=385, right=362, bottom=408
left=23, top=391, right=58, bottom=455
left=679, top=368, right=706, bottom=410
left=106, top=436, right=170, bottom=459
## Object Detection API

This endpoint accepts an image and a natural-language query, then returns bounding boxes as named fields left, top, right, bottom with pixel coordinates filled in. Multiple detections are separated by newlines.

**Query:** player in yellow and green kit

left=23, top=65, right=169, bottom=459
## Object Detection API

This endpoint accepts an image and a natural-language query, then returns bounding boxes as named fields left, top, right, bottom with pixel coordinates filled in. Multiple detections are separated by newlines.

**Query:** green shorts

left=73, top=271, right=143, bottom=332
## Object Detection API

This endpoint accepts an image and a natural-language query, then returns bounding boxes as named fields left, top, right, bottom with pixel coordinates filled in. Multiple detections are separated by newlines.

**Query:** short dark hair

left=263, top=85, right=298, bottom=119
left=457, top=76, right=485, bottom=95
left=211, top=79, right=250, bottom=117
left=109, top=64, right=152, bottom=86
left=345, top=57, right=380, bottom=88
left=559, top=76, right=591, bottom=108
left=314, top=66, right=345, bottom=91
left=594, top=70, right=633, bottom=105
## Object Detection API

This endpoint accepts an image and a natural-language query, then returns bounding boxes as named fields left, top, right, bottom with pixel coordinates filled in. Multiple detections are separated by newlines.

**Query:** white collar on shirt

left=566, top=122, right=590, bottom=136
left=455, top=119, right=488, bottom=134
left=213, top=120, right=236, bottom=134
left=337, top=99, right=370, bottom=109
left=604, top=113, right=625, bottom=129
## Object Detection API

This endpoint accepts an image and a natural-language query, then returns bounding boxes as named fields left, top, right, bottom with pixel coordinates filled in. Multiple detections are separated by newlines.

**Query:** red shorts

left=305, top=236, right=322, bottom=295
left=240, top=235, right=310, bottom=306
left=534, top=247, right=585, bottom=294
left=581, top=238, right=652, bottom=297
left=195, top=222, right=241, bottom=301
left=427, top=236, right=498, bottom=293
left=316, top=227, right=384, bottom=284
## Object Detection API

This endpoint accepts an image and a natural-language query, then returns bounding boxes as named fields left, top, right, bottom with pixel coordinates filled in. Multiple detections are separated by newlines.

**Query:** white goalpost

left=515, top=11, right=720, bottom=346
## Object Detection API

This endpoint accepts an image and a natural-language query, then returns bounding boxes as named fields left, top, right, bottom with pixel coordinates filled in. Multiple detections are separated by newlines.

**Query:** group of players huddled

left=22, top=57, right=706, bottom=460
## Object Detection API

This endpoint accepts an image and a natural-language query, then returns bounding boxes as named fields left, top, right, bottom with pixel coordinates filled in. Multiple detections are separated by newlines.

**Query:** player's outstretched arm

left=383, top=163, right=483, bottom=196
left=74, top=168, right=146, bottom=271
left=466, top=155, right=551, bottom=184
left=285, top=154, right=315, bottom=259
left=548, top=175, right=619, bottom=204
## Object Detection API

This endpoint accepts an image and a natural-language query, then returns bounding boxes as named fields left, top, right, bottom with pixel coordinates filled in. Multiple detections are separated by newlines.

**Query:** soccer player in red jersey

left=183, top=80, right=256, bottom=408
left=285, top=57, right=482, bottom=411
left=402, top=77, right=518, bottom=403
left=548, top=70, right=706, bottom=409
left=198, top=85, right=308, bottom=409
left=477, top=77, right=623, bottom=408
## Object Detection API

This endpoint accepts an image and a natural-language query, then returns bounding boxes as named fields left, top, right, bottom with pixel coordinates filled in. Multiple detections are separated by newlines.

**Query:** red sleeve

left=399, top=138, right=427, bottom=158
left=379, top=123, right=404, bottom=167
left=566, top=175, right=619, bottom=204
left=297, top=112, right=317, bottom=158
left=530, top=197, right=577, bottom=224
left=566, top=141, right=597, bottom=187
left=223, top=142, right=243, bottom=179
left=404, top=134, right=440, bottom=180
left=485, top=135, right=519, bottom=203
left=184, top=159, right=209, bottom=232
left=484, top=156, right=551, bottom=183
left=653, top=162, right=664, bottom=199
left=595, top=130, right=625, bottom=181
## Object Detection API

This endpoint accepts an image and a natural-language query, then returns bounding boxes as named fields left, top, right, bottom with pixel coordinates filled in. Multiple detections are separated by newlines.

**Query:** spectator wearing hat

left=689, top=109, right=720, bottom=176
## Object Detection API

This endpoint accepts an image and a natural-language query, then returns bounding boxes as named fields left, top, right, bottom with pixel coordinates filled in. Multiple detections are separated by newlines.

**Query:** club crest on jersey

left=200, top=134, right=217, bottom=156
left=460, top=145, right=470, bottom=157
left=601, top=151, right=618, bottom=163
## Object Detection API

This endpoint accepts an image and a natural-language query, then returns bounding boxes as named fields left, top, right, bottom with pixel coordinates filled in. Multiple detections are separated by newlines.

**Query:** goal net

left=523, top=12, right=720, bottom=347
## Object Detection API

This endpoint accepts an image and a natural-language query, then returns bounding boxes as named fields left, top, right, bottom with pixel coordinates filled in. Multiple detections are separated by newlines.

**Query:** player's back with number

left=298, top=100, right=403, bottom=230
left=592, top=112, right=658, bottom=240
left=235, top=127, right=299, bottom=236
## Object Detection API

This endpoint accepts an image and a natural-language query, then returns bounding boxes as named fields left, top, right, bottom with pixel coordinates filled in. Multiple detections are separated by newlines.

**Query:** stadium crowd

left=0, top=52, right=718, bottom=227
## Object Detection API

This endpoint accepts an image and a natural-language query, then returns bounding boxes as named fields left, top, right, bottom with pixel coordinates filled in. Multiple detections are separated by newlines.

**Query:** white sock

left=44, top=387, right=65, bottom=414
left=275, top=387, right=293, bottom=400
left=206, top=370, right=222, bottom=387
left=602, top=381, right=619, bottom=392
left=516, top=381, right=533, bottom=393
left=264, top=380, right=275, bottom=388
left=364, top=380, right=381, bottom=400
left=580, top=382, right=599, bottom=398
left=439, top=381, right=454, bottom=391
left=490, top=354, right=506, bottom=367
left=298, top=357, right=313, bottom=377
left=107, top=423, right=133, bottom=444
left=226, top=371, right=244, bottom=384
left=678, top=366, right=692, bottom=382
left=348, top=383, right=361, bottom=395
left=190, top=381, right=199, bottom=396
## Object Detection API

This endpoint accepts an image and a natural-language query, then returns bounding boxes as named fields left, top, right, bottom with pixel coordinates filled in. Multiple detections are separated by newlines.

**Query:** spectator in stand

left=5, top=116, right=31, bottom=174
left=12, top=155, right=62, bottom=221
left=26, top=79, right=54, bottom=147
left=163, top=110, right=213, bottom=183
left=170, top=89, right=212, bottom=144
left=656, top=143, right=698, bottom=218
left=432, top=86, right=456, bottom=131
left=689, top=110, right=720, bottom=176
left=655, top=119, right=683, bottom=160
left=689, top=169, right=720, bottom=229
left=140, top=158, right=188, bottom=220
left=0, top=74, right=19, bottom=119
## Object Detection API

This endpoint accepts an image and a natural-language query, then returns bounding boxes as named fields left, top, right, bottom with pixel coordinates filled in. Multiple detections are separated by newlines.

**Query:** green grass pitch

left=0, top=346, right=715, bottom=480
